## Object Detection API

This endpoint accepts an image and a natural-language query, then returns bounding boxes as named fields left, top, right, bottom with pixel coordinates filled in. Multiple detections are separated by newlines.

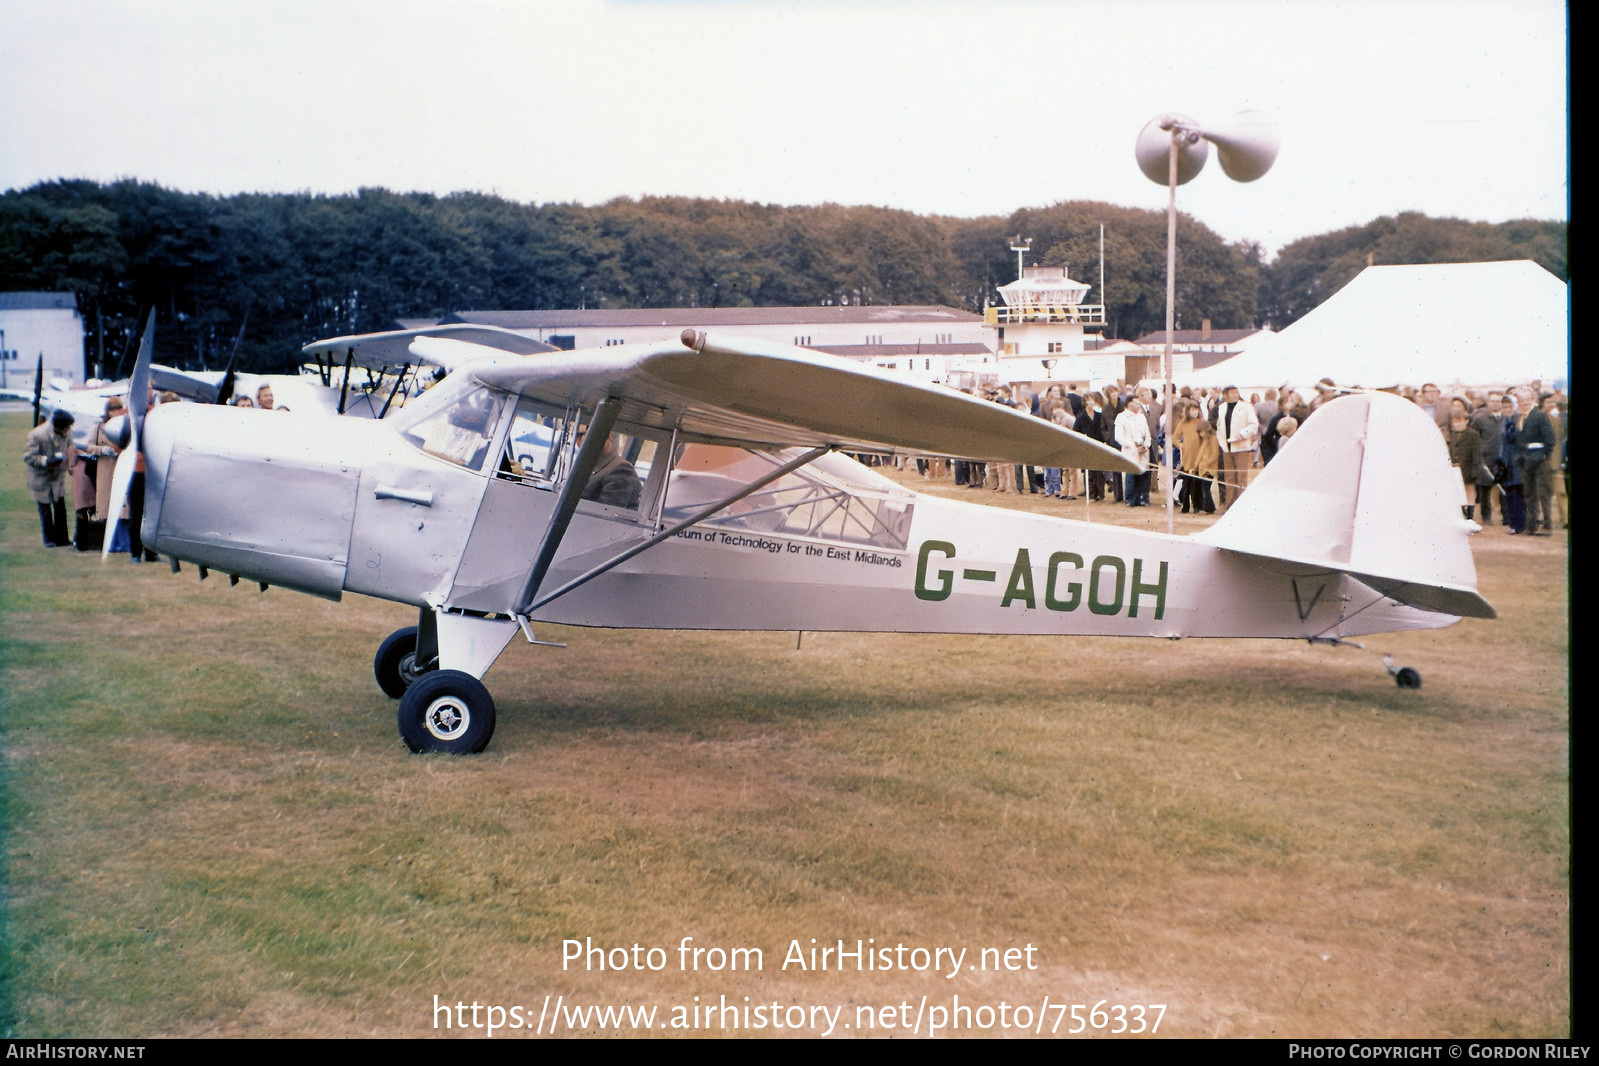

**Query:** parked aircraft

left=101, top=316, right=1494, bottom=754
left=2, top=378, right=130, bottom=449
left=168, top=323, right=562, bottom=416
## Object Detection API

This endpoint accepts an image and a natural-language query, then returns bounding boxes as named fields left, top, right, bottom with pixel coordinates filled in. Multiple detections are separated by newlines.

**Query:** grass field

left=0, top=411, right=1569, bottom=1038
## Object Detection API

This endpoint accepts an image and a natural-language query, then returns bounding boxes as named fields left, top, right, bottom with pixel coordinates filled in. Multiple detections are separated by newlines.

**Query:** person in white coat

left=1214, top=385, right=1259, bottom=511
left=1114, top=397, right=1153, bottom=507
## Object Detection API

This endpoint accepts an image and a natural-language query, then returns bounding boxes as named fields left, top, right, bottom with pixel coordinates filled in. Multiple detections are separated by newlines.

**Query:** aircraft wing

left=150, top=365, right=227, bottom=403
left=303, top=324, right=559, bottom=372
left=462, top=329, right=1139, bottom=471
left=22, top=384, right=130, bottom=449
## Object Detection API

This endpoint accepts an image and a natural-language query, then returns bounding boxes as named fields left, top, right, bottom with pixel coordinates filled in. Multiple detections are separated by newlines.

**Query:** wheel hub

left=398, top=652, right=426, bottom=686
left=424, top=697, right=470, bottom=741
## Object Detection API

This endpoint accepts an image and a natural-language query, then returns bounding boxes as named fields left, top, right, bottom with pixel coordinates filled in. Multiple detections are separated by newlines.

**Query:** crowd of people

left=21, top=375, right=1568, bottom=558
left=1431, top=382, right=1569, bottom=536
left=19, top=383, right=288, bottom=560
left=927, top=378, right=1569, bottom=534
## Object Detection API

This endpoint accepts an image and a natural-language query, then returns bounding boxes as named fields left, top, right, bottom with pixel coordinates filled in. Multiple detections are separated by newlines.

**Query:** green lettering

left=1001, top=548, right=1036, bottom=608
left=1045, top=551, right=1083, bottom=611
left=915, top=540, right=956, bottom=601
left=1088, top=555, right=1125, bottom=616
left=1128, top=559, right=1168, bottom=619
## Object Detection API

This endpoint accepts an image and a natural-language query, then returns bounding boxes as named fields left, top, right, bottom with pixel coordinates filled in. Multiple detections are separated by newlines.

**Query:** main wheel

left=398, top=670, right=496, bottom=754
left=1394, top=667, right=1422, bottom=690
left=374, top=626, right=427, bottom=699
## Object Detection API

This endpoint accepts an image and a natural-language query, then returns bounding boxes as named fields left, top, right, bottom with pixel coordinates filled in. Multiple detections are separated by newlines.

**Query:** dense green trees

left=0, top=180, right=1566, bottom=374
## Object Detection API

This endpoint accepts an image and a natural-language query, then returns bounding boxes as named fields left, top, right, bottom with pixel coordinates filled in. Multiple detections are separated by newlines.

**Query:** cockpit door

left=447, top=396, right=668, bottom=613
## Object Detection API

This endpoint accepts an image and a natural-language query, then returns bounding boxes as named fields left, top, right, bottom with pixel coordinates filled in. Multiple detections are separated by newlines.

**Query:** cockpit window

left=500, top=400, right=571, bottom=485
left=495, top=397, right=663, bottom=517
left=397, top=386, right=507, bottom=472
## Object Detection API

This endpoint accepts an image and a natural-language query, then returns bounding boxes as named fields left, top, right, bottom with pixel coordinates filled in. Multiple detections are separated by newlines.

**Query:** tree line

left=0, top=179, right=1566, bottom=376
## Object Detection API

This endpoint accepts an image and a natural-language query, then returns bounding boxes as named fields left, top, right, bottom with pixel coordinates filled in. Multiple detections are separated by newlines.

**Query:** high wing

left=461, top=328, right=1138, bottom=471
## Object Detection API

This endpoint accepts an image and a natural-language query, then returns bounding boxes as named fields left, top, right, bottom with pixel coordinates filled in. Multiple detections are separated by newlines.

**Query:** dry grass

left=1, top=415, right=1568, bottom=1037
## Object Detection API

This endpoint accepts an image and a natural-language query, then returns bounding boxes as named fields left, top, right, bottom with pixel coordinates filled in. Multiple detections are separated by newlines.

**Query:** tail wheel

left=374, top=626, right=427, bottom=699
left=398, top=670, right=496, bottom=754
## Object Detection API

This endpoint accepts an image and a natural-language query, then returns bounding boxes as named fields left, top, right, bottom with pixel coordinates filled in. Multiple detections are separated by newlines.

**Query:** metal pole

left=1164, top=132, right=1178, bottom=535
left=1099, top=224, right=1105, bottom=333
left=337, top=348, right=354, bottom=415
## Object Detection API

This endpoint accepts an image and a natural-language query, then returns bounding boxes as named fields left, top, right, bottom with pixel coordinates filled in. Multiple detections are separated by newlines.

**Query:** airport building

left=416, top=252, right=1169, bottom=392
left=433, top=305, right=995, bottom=385
left=0, top=292, right=86, bottom=389
left=981, top=265, right=1120, bottom=391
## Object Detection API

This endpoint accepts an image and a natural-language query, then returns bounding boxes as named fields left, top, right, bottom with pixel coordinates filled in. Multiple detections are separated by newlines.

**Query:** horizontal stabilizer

left=1195, top=392, right=1495, bottom=619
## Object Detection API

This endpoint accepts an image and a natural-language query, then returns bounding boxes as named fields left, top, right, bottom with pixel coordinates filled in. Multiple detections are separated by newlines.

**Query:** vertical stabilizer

left=1194, top=392, right=1494, bottom=618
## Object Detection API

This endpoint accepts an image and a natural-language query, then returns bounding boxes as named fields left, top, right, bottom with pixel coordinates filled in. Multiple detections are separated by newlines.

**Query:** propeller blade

left=127, top=311, right=154, bottom=423
left=216, top=312, right=248, bottom=405
left=101, top=441, right=139, bottom=560
left=102, top=312, right=156, bottom=559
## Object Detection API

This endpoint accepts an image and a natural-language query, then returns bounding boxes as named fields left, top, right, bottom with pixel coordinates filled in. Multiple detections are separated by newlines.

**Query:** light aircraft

left=3, top=322, right=556, bottom=455
left=288, top=323, right=561, bottom=417
left=169, top=323, right=561, bottom=416
left=100, top=314, right=1495, bottom=754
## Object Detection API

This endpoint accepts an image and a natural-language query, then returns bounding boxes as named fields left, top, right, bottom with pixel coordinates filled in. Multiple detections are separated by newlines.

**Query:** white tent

left=1183, top=260, right=1569, bottom=391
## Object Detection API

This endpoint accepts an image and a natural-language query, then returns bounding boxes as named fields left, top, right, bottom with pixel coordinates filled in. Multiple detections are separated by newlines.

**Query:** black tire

left=374, top=626, right=426, bottom=699
left=398, top=670, right=496, bottom=754
left=1395, top=667, right=1422, bottom=690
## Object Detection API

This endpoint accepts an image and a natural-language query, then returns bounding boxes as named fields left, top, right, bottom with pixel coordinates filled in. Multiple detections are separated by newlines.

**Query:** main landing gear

left=396, top=670, right=497, bottom=755
left=373, top=615, right=512, bottom=755
left=373, top=626, right=428, bottom=699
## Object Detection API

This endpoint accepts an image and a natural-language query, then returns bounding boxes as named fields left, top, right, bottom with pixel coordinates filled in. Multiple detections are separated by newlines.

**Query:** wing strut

left=513, top=396, right=625, bottom=616
left=337, top=347, right=354, bottom=414
left=521, top=444, right=831, bottom=616
left=378, top=363, right=410, bottom=419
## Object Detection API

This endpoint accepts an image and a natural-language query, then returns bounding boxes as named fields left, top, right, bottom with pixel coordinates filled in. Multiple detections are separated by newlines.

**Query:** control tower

left=983, top=263, right=1107, bottom=384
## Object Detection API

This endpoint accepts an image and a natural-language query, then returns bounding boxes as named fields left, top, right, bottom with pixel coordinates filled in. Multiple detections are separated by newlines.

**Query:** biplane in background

left=164, top=323, right=560, bottom=416
left=5, top=323, right=557, bottom=444
left=99, top=314, right=1494, bottom=754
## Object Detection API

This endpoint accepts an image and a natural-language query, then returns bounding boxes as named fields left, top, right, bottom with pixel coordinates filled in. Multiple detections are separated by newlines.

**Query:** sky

left=0, top=0, right=1569, bottom=258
